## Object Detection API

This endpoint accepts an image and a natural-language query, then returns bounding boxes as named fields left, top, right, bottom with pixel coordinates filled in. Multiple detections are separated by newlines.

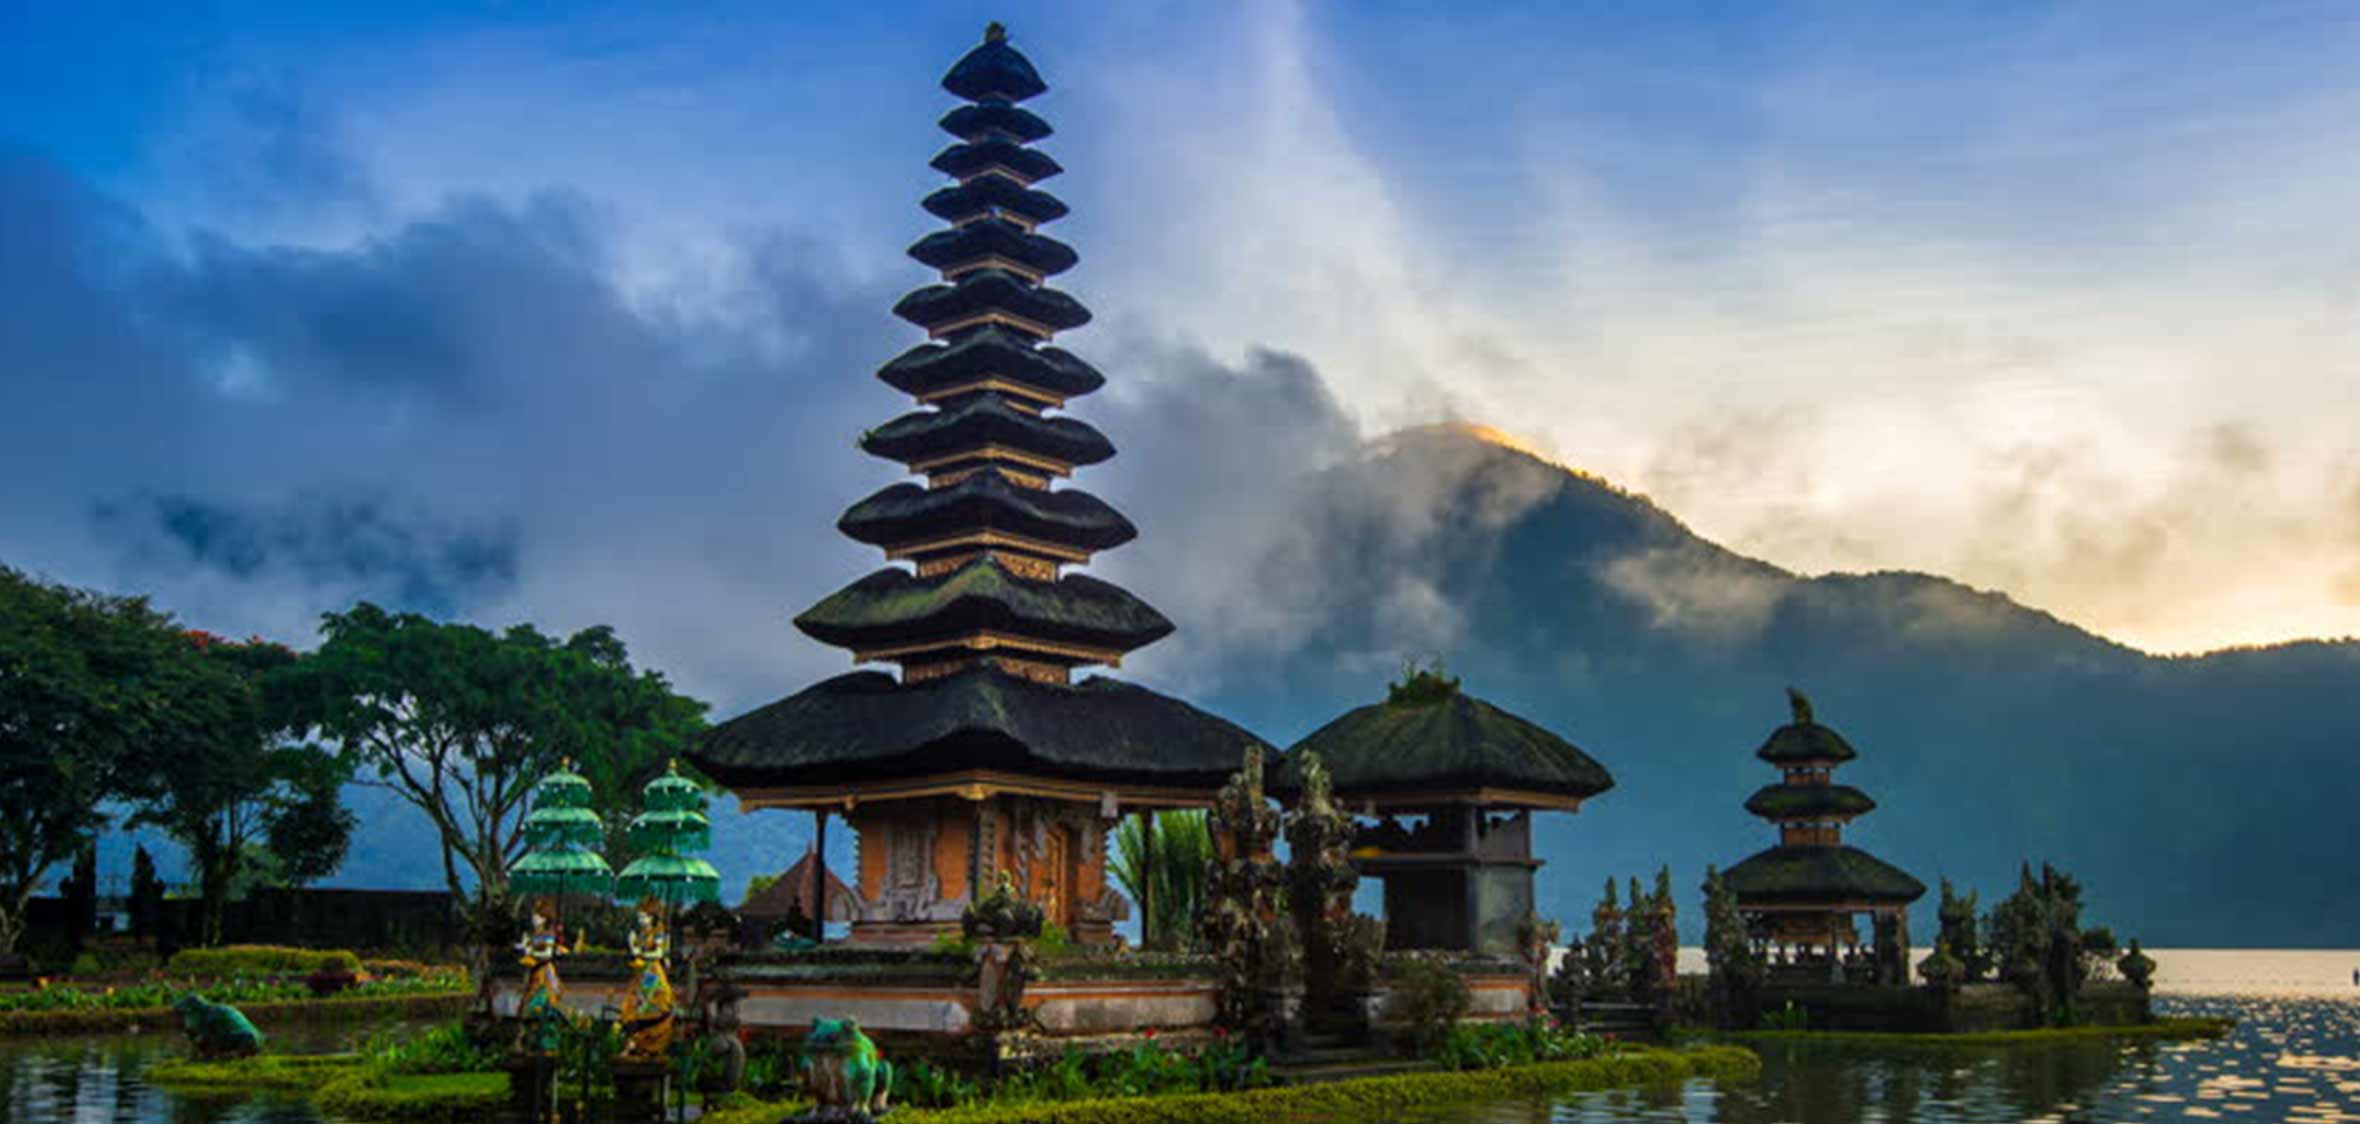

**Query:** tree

left=1936, top=878, right=1988, bottom=981
left=1987, top=861, right=2094, bottom=1025
left=265, top=754, right=358, bottom=888
left=1701, top=865, right=1761, bottom=1028
left=129, top=845, right=163, bottom=940
left=124, top=633, right=353, bottom=945
left=299, top=603, right=705, bottom=910
left=0, top=567, right=211, bottom=957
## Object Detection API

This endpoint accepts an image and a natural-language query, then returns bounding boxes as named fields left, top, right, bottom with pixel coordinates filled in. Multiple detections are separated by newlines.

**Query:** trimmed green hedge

left=166, top=945, right=363, bottom=976
left=701, top=1047, right=1756, bottom=1124
left=1726, top=1016, right=2235, bottom=1048
left=316, top=1070, right=509, bottom=1122
left=145, top=1054, right=366, bottom=1093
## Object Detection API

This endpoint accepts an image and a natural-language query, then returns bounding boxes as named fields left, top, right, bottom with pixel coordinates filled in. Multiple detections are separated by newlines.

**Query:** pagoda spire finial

left=1786, top=686, right=1814, bottom=726
left=985, top=20, right=1007, bottom=43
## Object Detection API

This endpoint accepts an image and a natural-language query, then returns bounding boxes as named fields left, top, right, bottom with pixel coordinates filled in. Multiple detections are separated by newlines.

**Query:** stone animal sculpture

left=172, top=994, right=263, bottom=1059
left=800, top=1016, right=893, bottom=1119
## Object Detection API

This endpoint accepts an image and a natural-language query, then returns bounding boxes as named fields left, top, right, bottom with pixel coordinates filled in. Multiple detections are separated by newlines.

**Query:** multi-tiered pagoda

left=692, top=25, right=1270, bottom=947
left=1723, top=689, right=1924, bottom=985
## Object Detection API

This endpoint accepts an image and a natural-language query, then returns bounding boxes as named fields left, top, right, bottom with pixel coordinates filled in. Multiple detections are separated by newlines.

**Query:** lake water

left=1420, top=949, right=2360, bottom=1124
left=6, top=950, right=2358, bottom=1123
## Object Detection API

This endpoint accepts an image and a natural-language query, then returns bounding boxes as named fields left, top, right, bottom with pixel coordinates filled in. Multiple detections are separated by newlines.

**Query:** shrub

left=895, top=1059, right=984, bottom=1108
left=1757, top=1000, right=1808, bottom=1031
left=363, top=1021, right=506, bottom=1076
left=1395, top=959, right=1471, bottom=1058
left=167, top=945, right=361, bottom=977
left=1437, top=1019, right=1606, bottom=1071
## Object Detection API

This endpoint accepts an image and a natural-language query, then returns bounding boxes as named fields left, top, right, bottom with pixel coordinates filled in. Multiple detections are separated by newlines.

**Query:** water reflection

left=0, top=1026, right=368, bottom=1124
left=5, top=996, right=2358, bottom=1123
left=1401, top=996, right=2360, bottom=1124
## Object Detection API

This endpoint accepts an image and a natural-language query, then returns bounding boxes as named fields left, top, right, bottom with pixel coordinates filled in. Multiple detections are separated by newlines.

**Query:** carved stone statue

left=2117, top=939, right=2157, bottom=990
left=1203, top=747, right=1297, bottom=1049
left=964, top=871, right=1040, bottom=1031
left=618, top=900, right=677, bottom=1062
left=514, top=899, right=570, bottom=1056
left=697, top=980, right=748, bottom=1096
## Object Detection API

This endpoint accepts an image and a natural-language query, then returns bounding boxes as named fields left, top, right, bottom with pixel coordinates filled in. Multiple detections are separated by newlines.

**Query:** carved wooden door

left=1036, top=823, right=1074, bottom=928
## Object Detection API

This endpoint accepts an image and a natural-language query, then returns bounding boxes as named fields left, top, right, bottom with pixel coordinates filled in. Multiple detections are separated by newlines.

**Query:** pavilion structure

left=690, top=25, right=1269, bottom=947
left=1723, top=689, right=1925, bottom=986
left=1270, top=673, right=1614, bottom=957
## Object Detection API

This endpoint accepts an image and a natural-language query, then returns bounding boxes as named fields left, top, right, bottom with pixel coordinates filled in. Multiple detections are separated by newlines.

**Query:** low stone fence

left=1760, top=980, right=2151, bottom=1032
left=486, top=947, right=1538, bottom=1047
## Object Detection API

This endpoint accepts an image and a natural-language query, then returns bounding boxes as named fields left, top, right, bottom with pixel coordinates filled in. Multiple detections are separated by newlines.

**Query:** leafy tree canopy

left=297, top=602, right=707, bottom=908
left=0, top=566, right=214, bottom=955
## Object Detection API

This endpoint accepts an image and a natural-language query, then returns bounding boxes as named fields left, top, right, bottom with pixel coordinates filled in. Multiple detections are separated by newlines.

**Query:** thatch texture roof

left=940, top=101, right=1052, bottom=144
left=909, top=221, right=1078, bottom=278
left=1270, top=688, right=1614, bottom=802
left=1756, top=689, right=1860, bottom=764
left=941, top=25, right=1047, bottom=103
left=1744, top=783, right=1876, bottom=820
left=690, top=664, right=1271, bottom=789
left=1723, top=844, right=1925, bottom=905
left=838, top=470, right=1137, bottom=553
left=860, top=395, right=1113, bottom=467
left=794, top=557, right=1173, bottom=651
left=876, top=325, right=1103, bottom=400
left=931, top=141, right=1062, bottom=184
left=893, top=270, right=1091, bottom=335
left=740, top=851, right=854, bottom=921
left=923, top=179, right=1069, bottom=227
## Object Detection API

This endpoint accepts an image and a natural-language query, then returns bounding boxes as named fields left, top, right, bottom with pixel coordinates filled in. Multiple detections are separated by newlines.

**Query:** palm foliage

left=1112, top=810, right=1211, bottom=951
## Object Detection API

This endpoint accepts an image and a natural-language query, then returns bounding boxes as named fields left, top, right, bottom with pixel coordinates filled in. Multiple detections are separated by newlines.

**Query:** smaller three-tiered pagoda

left=1723, top=689, right=1924, bottom=985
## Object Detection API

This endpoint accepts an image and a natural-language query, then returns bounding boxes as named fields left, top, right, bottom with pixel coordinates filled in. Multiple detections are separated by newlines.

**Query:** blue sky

left=3, top=0, right=2358, bottom=702
left=5, top=0, right=2357, bottom=667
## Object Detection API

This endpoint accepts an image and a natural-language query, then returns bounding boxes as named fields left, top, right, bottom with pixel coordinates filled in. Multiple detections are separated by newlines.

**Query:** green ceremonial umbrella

left=511, top=760, right=614, bottom=898
left=616, top=760, right=720, bottom=907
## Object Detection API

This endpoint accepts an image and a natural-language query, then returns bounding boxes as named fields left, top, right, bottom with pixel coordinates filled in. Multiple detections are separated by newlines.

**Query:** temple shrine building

left=1271, top=673, right=1614, bottom=957
left=690, top=24, right=1270, bottom=948
left=1722, top=689, right=1925, bottom=985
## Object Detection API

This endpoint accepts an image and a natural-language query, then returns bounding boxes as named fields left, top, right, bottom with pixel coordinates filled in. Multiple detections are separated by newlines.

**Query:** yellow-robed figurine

left=515, top=898, right=568, bottom=1055
left=619, top=899, right=676, bottom=1060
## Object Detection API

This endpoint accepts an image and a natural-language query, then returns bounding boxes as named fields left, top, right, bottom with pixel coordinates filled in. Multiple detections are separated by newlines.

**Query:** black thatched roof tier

left=1723, top=844, right=1926, bottom=906
left=1744, top=784, right=1876, bottom=820
left=837, top=469, right=1137, bottom=552
left=940, top=101, right=1051, bottom=144
left=932, top=141, right=1063, bottom=184
left=861, top=396, right=1114, bottom=468
left=894, top=270, right=1091, bottom=335
left=923, top=179, right=1070, bottom=227
left=1270, top=689, right=1614, bottom=803
left=691, top=663, right=1271, bottom=790
left=1756, top=689, right=1859, bottom=764
left=794, top=557, right=1174, bottom=652
left=875, top=326, right=1104, bottom=401
left=942, top=25, right=1047, bottom=103
left=909, top=221, right=1078, bottom=278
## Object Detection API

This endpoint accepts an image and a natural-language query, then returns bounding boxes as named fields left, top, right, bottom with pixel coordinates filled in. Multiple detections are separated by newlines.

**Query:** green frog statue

left=172, top=994, right=264, bottom=1059
left=797, top=1017, right=893, bottom=1121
